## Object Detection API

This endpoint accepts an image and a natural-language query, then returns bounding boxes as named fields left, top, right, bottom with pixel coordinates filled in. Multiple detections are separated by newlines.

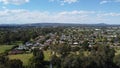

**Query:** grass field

left=44, top=50, right=51, bottom=61
left=12, top=41, right=23, bottom=45
left=8, top=50, right=51, bottom=66
left=8, top=53, right=33, bottom=66
left=0, top=45, right=14, bottom=53
left=115, top=49, right=120, bottom=55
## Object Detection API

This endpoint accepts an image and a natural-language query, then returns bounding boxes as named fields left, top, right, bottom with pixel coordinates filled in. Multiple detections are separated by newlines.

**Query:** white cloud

left=0, top=0, right=29, bottom=5
left=0, top=9, right=120, bottom=24
left=100, top=0, right=120, bottom=4
left=2, top=6, right=6, bottom=9
left=97, top=12, right=120, bottom=17
left=61, top=0, right=78, bottom=4
left=49, top=0, right=55, bottom=2
left=58, top=10, right=95, bottom=15
left=49, top=0, right=79, bottom=5
left=100, top=1, right=109, bottom=4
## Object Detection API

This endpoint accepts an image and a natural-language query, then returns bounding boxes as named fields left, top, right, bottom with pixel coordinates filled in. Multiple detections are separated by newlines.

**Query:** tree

left=62, top=54, right=81, bottom=68
left=51, top=55, right=61, bottom=68
left=33, top=49, right=44, bottom=61
left=30, top=49, right=45, bottom=68
left=0, top=55, right=9, bottom=68
left=81, top=56, right=97, bottom=68
left=56, top=43, right=71, bottom=58
left=0, top=64, right=6, bottom=68
left=81, top=40, right=89, bottom=50
left=114, top=54, right=120, bottom=68
left=90, top=45, right=116, bottom=68
left=0, top=55, right=8, bottom=64
left=7, top=59, right=23, bottom=68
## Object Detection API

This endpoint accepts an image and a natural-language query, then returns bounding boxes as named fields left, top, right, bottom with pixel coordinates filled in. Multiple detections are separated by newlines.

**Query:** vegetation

left=0, top=45, right=14, bottom=53
left=44, top=50, right=51, bottom=61
left=1, top=26, right=120, bottom=68
left=8, top=53, right=33, bottom=66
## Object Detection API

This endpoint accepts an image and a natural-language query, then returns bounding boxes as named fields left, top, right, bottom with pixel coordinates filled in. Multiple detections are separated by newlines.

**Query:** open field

left=0, top=45, right=14, bottom=53
left=8, top=50, right=51, bottom=66
left=8, top=53, right=33, bottom=66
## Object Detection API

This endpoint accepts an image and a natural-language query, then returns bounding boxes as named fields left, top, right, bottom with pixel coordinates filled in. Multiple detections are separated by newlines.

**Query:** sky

left=0, top=0, right=120, bottom=24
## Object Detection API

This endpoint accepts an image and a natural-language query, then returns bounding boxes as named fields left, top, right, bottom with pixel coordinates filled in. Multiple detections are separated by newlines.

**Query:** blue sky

left=0, top=0, right=120, bottom=24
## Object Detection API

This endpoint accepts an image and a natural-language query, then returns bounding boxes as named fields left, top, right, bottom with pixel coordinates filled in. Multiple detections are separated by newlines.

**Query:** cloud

left=61, top=0, right=78, bottom=4
left=0, top=0, right=29, bottom=5
left=100, top=1, right=109, bottom=4
left=0, top=9, right=120, bottom=24
left=49, top=0, right=79, bottom=5
left=97, top=12, right=120, bottom=17
left=100, top=0, right=120, bottom=4
left=2, top=6, right=7, bottom=9
left=58, top=10, right=95, bottom=15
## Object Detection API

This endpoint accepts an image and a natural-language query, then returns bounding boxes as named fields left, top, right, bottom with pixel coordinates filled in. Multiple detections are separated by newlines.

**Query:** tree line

left=0, top=27, right=63, bottom=44
left=1, top=44, right=120, bottom=68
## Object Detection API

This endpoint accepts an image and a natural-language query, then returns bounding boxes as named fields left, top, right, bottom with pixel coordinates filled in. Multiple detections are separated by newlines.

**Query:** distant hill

left=21, top=23, right=109, bottom=27
left=0, top=23, right=119, bottom=28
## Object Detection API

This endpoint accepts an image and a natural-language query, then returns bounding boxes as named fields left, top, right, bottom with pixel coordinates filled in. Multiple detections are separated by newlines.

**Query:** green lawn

left=115, top=49, right=120, bottom=55
left=0, top=45, right=14, bottom=53
left=12, top=41, right=23, bottom=45
left=44, top=50, right=51, bottom=61
left=8, top=50, right=51, bottom=66
left=8, top=53, right=33, bottom=66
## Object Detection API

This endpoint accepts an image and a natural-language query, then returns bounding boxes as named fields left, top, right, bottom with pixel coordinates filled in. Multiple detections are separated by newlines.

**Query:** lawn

left=0, top=45, right=14, bottom=53
left=115, top=49, right=120, bottom=55
left=44, top=50, right=51, bottom=61
left=8, top=50, right=51, bottom=66
left=8, top=53, right=33, bottom=66
left=12, top=41, right=23, bottom=45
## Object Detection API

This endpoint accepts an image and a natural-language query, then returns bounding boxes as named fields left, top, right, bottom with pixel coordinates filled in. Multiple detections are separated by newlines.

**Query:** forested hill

left=0, top=23, right=118, bottom=28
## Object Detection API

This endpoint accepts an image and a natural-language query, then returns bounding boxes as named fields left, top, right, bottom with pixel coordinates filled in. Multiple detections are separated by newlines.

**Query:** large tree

left=7, top=59, right=23, bottom=68
left=90, top=45, right=116, bottom=68
left=30, top=49, right=45, bottom=68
